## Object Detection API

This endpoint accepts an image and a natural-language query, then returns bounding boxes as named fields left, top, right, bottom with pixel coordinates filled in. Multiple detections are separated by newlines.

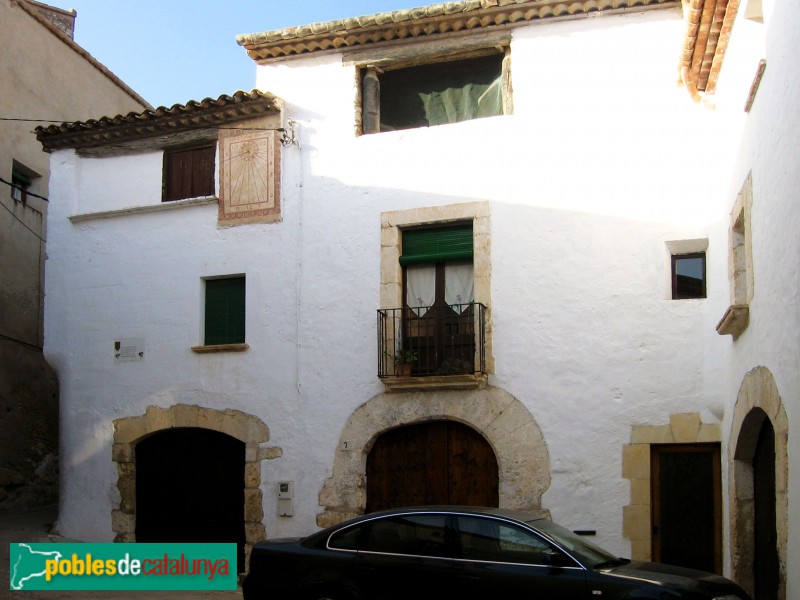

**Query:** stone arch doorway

left=729, top=367, right=788, bottom=600
left=316, top=387, right=550, bottom=528
left=366, top=420, right=499, bottom=512
left=112, top=405, right=279, bottom=573
left=136, top=428, right=246, bottom=570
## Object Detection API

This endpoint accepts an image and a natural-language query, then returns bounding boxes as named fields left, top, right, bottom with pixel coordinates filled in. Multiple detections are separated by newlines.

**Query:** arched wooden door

left=366, top=420, right=498, bottom=513
left=753, top=418, right=779, bottom=600
left=136, top=428, right=245, bottom=571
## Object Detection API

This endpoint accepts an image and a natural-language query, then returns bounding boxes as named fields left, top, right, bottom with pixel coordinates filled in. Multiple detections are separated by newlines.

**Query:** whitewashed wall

left=250, top=7, right=739, bottom=552
left=45, top=4, right=787, bottom=567
left=713, top=0, right=799, bottom=594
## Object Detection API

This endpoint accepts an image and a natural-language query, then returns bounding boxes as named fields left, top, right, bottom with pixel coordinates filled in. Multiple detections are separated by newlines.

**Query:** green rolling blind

left=204, top=277, right=246, bottom=345
left=400, top=225, right=473, bottom=265
left=12, top=170, right=31, bottom=187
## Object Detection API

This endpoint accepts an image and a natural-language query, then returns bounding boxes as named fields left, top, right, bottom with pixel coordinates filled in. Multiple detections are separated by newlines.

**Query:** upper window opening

left=362, top=53, right=507, bottom=134
left=672, top=253, right=706, bottom=299
left=10, top=161, right=39, bottom=204
left=163, top=144, right=216, bottom=202
left=204, top=276, right=246, bottom=346
left=11, top=170, right=30, bottom=203
left=397, top=224, right=476, bottom=376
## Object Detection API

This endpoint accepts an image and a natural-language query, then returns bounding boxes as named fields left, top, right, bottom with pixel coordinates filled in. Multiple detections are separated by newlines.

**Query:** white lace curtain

left=406, top=264, right=474, bottom=316
left=445, top=263, right=474, bottom=313
left=406, top=265, right=436, bottom=316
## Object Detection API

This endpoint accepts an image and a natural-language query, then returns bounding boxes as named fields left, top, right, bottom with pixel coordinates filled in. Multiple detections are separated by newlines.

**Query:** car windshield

left=528, top=519, right=619, bottom=568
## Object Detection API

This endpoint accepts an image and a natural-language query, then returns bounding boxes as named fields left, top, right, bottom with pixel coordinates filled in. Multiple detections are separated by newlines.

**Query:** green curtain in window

left=419, top=77, right=503, bottom=126
left=380, top=54, right=504, bottom=131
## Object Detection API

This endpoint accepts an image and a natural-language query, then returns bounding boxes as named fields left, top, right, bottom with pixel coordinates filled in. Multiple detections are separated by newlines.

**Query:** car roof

left=352, top=505, right=549, bottom=524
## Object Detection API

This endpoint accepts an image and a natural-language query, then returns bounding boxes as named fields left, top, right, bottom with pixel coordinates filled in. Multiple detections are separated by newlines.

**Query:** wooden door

left=366, top=421, right=498, bottom=512
left=651, top=444, right=721, bottom=573
left=753, top=419, right=779, bottom=600
left=136, top=428, right=246, bottom=572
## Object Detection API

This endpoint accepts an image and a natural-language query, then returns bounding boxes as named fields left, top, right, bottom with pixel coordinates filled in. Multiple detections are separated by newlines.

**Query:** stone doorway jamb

left=111, top=404, right=281, bottom=567
left=622, top=413, right=722, bottom=561
left=316, top=386, right=550, bottom=528
left=729, top=366, right=788, bottom=600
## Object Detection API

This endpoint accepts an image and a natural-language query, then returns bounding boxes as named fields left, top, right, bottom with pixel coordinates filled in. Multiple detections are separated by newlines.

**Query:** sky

left=64, top=1, right=425, bottom=109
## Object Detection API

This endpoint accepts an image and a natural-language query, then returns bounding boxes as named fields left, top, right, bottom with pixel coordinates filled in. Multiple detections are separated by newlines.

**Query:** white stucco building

left=38, top=0, right=795, bottom=597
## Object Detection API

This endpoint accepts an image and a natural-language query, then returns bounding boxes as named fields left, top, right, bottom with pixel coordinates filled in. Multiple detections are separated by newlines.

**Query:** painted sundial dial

left=219, top=127, right=281, bottom=225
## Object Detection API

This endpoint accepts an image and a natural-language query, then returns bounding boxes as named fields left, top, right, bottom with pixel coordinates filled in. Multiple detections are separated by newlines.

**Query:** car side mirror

left=543, top=549, right=572, bottom=568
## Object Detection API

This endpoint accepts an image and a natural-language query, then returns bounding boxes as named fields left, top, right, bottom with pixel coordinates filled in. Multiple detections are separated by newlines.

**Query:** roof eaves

left=679, top=0, right=740, bottom=96
left=35, top=90, right=283, bottom=152
left=237, top=0, right=681, bottom=62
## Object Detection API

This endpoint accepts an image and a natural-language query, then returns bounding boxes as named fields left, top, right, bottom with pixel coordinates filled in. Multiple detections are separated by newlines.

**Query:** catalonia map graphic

left=9, top=543, right=62, bottom=590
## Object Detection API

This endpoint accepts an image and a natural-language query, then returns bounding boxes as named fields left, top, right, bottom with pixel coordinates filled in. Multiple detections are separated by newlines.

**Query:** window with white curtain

left=398, top=224, right=475, bottom=375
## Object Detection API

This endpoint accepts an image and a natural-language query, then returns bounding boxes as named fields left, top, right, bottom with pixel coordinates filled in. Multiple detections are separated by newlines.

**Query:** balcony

left=377, top=303, right=487, bottom=391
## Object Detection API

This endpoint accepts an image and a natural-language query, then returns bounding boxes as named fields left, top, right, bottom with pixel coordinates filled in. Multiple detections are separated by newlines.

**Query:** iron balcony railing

left=377, top=302, right=486, bottom=378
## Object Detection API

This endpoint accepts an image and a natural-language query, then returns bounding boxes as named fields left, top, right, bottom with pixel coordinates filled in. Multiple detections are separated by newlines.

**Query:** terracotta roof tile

left=35, top=90, right=282, bottom=152
left=237, top=0, right=680, bottom=61
left=679, top=0, right=739, bottom=95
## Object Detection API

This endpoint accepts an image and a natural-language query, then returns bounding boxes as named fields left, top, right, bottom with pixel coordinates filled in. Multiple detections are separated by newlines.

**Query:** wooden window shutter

left=400, top=224, right=473, bottom=265
left=204, top=277, right=246, bottom=345
left=163, top=144, right=215, bottom=202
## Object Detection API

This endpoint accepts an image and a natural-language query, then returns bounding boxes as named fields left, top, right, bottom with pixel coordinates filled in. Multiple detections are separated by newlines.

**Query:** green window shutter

left=205, top=277, right=245, bottom=345
left=12, top=170, right=31, bottom=187
left=400, top=225, right=473, bottom=265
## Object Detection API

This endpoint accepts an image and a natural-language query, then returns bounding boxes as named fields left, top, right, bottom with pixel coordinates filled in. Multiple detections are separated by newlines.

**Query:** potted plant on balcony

left=394, top=346, right=418, bottom=377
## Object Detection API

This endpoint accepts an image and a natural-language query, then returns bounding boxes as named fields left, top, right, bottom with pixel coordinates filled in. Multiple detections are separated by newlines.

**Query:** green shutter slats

left=12, top=170, right=31, bottom=186
left=400, top=225, right=473, bottom=265
left=204, top=277, right=245, bottom=345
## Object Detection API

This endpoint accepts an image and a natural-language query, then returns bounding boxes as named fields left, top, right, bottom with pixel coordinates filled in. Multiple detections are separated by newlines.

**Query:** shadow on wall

left=0, top=341, right=59, bottom=509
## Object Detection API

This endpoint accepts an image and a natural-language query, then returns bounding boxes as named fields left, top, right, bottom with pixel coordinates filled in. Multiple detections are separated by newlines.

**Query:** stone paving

left=0, top=505, right=242, bottom=599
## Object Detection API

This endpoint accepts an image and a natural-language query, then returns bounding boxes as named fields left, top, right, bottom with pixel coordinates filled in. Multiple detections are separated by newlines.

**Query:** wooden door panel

left=651, top=444, right=721, bottom=574
left=753, top=419, right=778, bottom=600
left=447, top=423, right=498, bottom=507
left=367, top=421, right=498, bottom=512
left=425, top=422, right=449, bottom=504
left=136, top=428, right=245, bottom=571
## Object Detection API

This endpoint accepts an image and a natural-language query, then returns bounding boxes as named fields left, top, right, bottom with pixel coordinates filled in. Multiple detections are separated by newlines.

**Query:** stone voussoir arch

left=316, top=386, right=551, bottom=528
left=729, top=366, right=789, bottom=600
left=111, top=404, right=280, bottom=565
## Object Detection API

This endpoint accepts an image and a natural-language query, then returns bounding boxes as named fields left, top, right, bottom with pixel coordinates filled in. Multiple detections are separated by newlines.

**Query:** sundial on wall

left=219, top=128, right=281, bottom=225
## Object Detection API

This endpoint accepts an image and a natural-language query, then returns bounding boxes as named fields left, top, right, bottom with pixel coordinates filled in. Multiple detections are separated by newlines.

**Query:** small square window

left=204, top=276, right=245, bottom=345
left=163, top=144, right=216, bottom=202
left=672, top=253, right=706, bottom=299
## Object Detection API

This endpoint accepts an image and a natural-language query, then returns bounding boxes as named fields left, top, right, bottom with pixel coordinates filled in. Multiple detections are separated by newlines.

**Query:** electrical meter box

left=278, top=481, right=294, bottom=516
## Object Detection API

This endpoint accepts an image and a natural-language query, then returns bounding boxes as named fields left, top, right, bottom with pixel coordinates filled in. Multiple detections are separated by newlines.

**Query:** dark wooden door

left=136, top=428, right=245, bottom=572
left=651, top=444, right=721, bottom=573
left=753, top=419, right=778, bottom=600
left=366, top=421, right=498, bottom=512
